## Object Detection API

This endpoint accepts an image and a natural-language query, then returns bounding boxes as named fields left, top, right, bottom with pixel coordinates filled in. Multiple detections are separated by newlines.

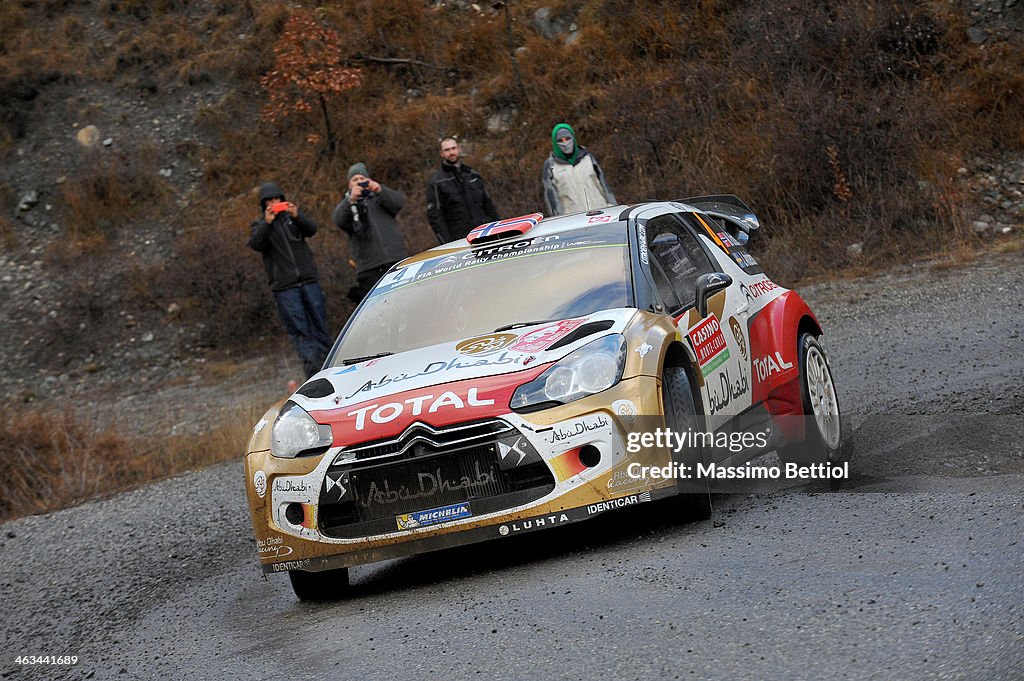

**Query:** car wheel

left=661, top=365, right=713, bottom=521
left=777, top=333, right=845, bottom=487
left=288, top=567, right=351, bottom=601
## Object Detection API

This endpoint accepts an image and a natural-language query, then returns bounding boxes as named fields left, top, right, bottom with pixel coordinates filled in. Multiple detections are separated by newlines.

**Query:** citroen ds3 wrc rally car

left=245, top=196, right=843, bottom=600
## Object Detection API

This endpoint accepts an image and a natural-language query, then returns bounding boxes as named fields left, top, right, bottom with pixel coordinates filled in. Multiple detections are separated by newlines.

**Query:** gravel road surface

left=2, top=251, right=1022, bottom=681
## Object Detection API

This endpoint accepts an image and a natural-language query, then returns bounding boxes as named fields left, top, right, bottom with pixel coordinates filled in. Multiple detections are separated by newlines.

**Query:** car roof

left=398, top=201, right=713, bottom=269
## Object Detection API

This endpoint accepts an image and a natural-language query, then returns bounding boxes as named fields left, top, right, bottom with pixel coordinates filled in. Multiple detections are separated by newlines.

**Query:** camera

left=355, top=180, right=376, bottom=204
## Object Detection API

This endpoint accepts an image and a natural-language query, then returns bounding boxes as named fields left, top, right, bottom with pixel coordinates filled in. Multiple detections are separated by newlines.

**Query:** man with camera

left=333, top=162, right=409, bottom=304
left=426, top=136, right=500, bottom=243
left=248, top=181, right=332, bottom=378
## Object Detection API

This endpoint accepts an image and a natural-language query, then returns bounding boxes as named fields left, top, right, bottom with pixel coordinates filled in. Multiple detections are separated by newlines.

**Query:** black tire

left=661, top=365, right=713, bottom=521
left=777, top=333, right=845, bottom=488
left=288, top=567, right=351, bottom=602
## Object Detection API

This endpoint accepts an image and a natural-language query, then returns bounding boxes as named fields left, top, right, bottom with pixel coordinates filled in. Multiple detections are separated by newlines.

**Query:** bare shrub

left=16, top=0, right=1011, bottom=356
left=0, top=407, right=138, bottom=520
left=57, top=152, right=169, bottom=248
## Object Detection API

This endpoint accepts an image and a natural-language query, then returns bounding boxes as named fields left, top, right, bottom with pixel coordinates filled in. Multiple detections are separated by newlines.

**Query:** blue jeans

left=273, top=282, right=332, bottom=377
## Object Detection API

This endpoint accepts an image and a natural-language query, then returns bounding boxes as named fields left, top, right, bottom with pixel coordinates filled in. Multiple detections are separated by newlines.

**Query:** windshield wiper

left=493, top=319, right=560, bottom=332
left=342, top=352, right=393, bottom=366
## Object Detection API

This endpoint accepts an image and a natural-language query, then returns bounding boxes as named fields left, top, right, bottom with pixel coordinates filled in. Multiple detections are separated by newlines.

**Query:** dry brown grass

left=4, top=0, right=1022, bottom=348
left=0, top=400, right=264, bottom=522
left=4, top=0, right=1023, bottom=520
left=56, top=152, right=169, bottom=250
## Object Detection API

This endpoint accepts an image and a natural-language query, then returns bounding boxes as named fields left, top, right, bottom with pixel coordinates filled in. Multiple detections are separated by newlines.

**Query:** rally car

left=245, top=196, right=843, bottom=600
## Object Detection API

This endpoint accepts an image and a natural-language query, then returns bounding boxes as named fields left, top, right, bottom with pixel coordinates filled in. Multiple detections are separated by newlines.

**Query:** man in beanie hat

left=426, top=136, right=500, bottom=243
left=333, top=163, right=409, bottom=304
left=248, top=181, right=332, bottom=378
left=541, top=123, right=616, bottom=216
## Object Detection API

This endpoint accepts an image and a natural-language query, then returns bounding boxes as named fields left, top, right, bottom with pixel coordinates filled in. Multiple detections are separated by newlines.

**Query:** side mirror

left=695, top=272, right=732, bottom=318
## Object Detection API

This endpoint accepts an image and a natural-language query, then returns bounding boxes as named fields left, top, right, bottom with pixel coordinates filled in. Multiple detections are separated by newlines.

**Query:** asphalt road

left=2, top=251, right=1022, bottom=681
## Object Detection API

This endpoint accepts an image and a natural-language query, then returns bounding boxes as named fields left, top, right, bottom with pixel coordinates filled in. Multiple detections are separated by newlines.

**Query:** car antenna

left=505, top=119, right=532, bottom=212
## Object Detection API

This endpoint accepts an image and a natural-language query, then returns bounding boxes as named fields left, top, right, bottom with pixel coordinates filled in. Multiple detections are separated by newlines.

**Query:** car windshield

left=330, top=224, right=632, bottom=362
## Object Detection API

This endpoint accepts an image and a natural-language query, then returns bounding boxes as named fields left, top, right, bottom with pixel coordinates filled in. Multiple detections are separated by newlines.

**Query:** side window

left=647, top=256, right=681, bottom=311
left=644, top=214, right=715, bottom=312
left=694, top=214, right=763, bottom=275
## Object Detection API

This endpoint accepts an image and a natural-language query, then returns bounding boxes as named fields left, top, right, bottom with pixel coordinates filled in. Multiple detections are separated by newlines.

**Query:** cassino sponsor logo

left=690, top=316, right=721, bottom=348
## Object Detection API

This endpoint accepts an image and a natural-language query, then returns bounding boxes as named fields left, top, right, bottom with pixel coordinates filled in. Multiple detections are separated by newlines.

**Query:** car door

left=634, top=207, right=753, bottom=437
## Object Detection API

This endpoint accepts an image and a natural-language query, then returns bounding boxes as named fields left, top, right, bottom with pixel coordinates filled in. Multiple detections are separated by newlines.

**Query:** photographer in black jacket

left=426, top=136, right=500, bottom=243
left=248, top=181, right=331, bottom=378
left=333, top=163, right=409, bottom=304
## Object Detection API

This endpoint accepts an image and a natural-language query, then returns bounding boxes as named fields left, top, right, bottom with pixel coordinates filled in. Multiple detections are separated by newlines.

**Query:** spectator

left=248, top=181, right=332, bottom=378
left=542, top=123, right=617, bottom=216
left=426, top=136, right=500, bottom=243
left=333, top=162, right=409, bottom=304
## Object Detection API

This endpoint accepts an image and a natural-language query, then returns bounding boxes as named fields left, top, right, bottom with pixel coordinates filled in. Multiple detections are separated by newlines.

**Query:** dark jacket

left=332, top=185, right=409, bottom=274
left=426, top=163, right=500, bottom=243
left=248, top=184, right=320, bottom=292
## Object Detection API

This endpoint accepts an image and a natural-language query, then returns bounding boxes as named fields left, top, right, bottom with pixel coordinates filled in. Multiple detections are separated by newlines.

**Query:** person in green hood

left=541, top=123, right=617, bottom=215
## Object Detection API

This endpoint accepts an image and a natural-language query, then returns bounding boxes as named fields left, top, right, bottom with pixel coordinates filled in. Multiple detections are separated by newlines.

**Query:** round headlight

left=544, top=366, right=576, bottom=402
left=576, top=353, right=619, bottom=393
left=271, top=402, right=333, bottom=459
left=511, top=334, right=627, bottom=412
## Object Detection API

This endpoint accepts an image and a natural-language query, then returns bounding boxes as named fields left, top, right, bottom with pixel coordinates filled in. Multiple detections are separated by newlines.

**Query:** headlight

left=510, top=334, right=626, bottom=412
left=270, top=401, right=334, bottom=459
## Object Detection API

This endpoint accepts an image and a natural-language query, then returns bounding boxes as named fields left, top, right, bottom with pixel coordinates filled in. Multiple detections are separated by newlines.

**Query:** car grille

left=334, top=420, right=514, bottom=468
left=319, top=419, right=554, bottom=539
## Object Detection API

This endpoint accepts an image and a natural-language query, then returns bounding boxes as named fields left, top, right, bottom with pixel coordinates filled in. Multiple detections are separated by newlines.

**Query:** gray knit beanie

left=347, top=162, right=369, bottom=180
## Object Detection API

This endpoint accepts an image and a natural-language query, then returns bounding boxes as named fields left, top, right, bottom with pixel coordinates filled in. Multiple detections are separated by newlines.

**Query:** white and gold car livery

left=245, top=197, right=842, bottom=598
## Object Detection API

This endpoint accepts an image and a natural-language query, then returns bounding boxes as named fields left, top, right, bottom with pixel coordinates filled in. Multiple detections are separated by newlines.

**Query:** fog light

left=285, top=502, right=305, bottom=525
left=579, top=444, right=601, bottom=468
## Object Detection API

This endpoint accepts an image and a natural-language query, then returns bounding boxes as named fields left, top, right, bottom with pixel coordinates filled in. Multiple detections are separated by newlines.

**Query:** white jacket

left=542, top=149, right=616, bottom=215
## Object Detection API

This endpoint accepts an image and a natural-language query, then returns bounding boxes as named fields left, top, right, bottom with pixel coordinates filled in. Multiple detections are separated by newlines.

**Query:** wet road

left=2, top=251, right=1022, bottom=680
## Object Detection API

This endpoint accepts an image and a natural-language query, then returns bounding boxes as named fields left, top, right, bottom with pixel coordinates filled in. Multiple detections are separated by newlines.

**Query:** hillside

left=0, top=0, right=1022, bottom=516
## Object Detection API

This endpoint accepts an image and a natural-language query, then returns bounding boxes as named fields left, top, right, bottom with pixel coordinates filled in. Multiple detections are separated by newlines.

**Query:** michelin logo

left=396, top=502, right=473, bottom=530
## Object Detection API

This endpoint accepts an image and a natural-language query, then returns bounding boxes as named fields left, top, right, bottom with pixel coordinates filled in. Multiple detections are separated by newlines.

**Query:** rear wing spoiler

left=677, top=194, right=760, bottom=237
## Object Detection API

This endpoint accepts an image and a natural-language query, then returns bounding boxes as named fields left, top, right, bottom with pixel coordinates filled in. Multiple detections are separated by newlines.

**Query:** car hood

left=289, top=308, right=636, bottom=445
